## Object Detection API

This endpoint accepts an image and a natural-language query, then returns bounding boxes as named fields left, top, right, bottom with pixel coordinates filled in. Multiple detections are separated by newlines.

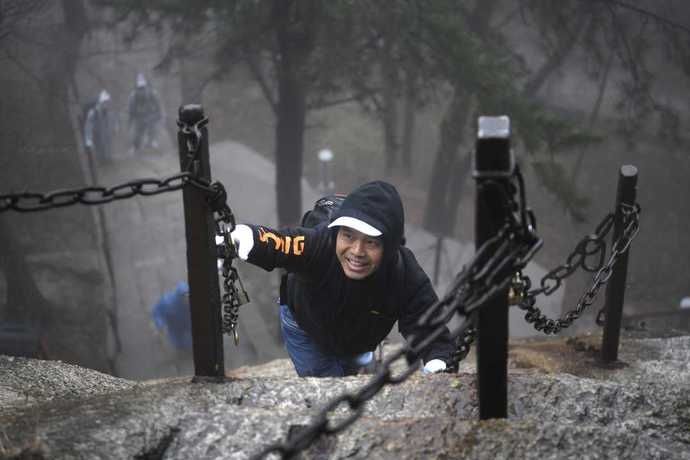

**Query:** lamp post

left=317, top=148, right=335, bottom=193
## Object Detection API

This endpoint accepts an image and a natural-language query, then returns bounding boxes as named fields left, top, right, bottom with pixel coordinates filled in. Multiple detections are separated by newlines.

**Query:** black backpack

left=300, top=193, right=346, bottom=228
left=279, top=193, right=346, bottom=304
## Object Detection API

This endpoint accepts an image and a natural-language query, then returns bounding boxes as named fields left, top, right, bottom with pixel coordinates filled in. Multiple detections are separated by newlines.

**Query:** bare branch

left=308, top=88, right=382, bottom=110
left=592, top=0, right=690, bottom=35
left=243, top=46, right=277, bottom=115
left=605, top=1, right=642, bottom=83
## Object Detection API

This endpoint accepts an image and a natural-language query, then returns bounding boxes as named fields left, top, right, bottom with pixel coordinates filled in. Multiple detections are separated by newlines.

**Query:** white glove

left=230, top=224, right=254, bottom=260
left=422, top=359, right=447, bottom=375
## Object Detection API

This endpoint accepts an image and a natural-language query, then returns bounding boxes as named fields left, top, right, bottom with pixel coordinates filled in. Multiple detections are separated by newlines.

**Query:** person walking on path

left=127, top=73, right=162, bottom=154
left=84, top=89, right=115, bottom=162
left=230, top=180, right=454, bottom=377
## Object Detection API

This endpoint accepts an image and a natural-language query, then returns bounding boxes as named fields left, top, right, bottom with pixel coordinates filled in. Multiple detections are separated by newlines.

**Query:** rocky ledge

left=1, top=333, right=689, bottom=459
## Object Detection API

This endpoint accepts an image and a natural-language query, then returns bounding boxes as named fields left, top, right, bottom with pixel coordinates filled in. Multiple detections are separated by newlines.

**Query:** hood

left=136, top=73, right=147, bottom=88
left=329, top=180, right=405, bottom=256
left=174, top=281, right=189, bottom=297
left=98, top=90, right=111, bottom=104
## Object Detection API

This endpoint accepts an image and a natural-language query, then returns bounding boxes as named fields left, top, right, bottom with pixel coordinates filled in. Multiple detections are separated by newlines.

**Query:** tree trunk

left=400, top=66, right=417, bottom=176
left=423, top=87, right=470, bottom=236
left=445, top=152, right=473, bottom=231
left=273, top=0, right=316, bottom=226
left=275, top=72, right=307, bottom=227
left=381, top=35, right=399, bottom=175
left=178, top=27, right=206, bottom=105
left=571, top=47, right=614, bottom=186
left=422, top=0, right=498, bottom=237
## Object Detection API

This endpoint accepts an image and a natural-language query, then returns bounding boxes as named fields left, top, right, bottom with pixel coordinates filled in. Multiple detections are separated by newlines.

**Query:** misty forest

left=1, top=0, right=689, bottom=381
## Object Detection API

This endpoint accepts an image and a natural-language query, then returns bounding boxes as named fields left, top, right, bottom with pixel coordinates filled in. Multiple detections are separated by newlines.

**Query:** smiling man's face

left=335, top=227, right=384, bottom=280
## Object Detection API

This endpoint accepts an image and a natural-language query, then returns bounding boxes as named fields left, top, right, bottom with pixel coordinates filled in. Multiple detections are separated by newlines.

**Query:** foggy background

left=1, top=0, right=689, bottom=380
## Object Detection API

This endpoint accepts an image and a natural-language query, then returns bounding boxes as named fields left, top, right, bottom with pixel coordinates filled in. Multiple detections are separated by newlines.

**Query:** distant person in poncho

left=127, top=72, right=162, bottom=154
left=83, top=89, right=115, bottom=162
left=151, top=281, right=192, bottom=351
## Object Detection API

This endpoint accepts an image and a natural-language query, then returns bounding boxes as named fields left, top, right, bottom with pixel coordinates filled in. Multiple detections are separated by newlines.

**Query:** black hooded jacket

left=242, top=181, right=454, bottom=364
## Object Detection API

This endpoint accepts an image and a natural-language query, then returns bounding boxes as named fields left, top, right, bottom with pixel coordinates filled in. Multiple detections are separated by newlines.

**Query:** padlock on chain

left=508, top=271, right=527, bottom=305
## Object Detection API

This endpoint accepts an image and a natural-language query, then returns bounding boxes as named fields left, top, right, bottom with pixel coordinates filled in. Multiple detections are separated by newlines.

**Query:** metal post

left=601, top=165, right=638, bottom=364
left=474, top=115, right=512, bottom=419
left=177, top=104, right=225, bottom=379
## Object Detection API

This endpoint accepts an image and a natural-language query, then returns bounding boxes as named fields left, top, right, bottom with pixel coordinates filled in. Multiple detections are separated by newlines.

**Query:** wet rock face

left=1, top=335, right=689, bottom=459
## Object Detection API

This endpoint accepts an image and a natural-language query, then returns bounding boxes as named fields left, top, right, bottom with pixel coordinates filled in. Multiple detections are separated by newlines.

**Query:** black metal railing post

left=474, top=115, right=512, bottom=419
left=601, top=165, right=638, bottom=364
left=177, top=104, right=225, bottom=379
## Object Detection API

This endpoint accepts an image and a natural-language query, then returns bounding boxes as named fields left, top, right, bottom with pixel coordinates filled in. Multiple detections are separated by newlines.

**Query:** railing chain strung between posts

left=511, top=202, right=640, bottom=335
left=1, top=172, right=217, bottom=212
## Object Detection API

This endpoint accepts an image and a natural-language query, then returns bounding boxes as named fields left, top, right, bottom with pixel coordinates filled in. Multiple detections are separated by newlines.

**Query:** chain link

left=177, top=115, right=209, bottom=172
left=217, top=221, right=250, bottom=344
left=516, top=203, right=641, bottom=334
left=530, top=212, right=614, bottom=297
left=204, top=182, right=250, bottom=344
left=448, top=325, right=477, bottom=370
left=0, top=172, right=222, bottom=213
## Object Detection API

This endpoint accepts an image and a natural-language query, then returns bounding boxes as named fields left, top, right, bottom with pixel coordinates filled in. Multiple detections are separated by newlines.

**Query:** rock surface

left=1, top=334, right=689, bottom=459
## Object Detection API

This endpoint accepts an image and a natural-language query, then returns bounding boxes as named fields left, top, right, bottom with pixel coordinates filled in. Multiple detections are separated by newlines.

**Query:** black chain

left=205, top=184, right=251, bottom=345
left=252, top=186, right=542, bottom=459
left=515, top=203, right=641, bottom=334
left=216, top=218, right=250, bottom=344
left=0, top=172, right=221, bottom=213
left=177, top=115, right=209, bottom=173
left=529, top=212, right=615, bottom=297
left=448, top=325, right=477, bottom=370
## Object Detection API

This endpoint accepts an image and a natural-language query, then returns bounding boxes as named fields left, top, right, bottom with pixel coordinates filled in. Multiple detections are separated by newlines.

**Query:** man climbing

left=230, top=180, right=453, bottom=377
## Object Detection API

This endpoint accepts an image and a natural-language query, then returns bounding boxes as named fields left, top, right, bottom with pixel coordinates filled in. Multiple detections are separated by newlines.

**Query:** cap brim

left=328, top=216, right=382, bottom=237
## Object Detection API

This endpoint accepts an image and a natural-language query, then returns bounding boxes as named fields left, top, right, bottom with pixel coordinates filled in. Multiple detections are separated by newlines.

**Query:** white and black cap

left=328, top=216, right=382, bottom=237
